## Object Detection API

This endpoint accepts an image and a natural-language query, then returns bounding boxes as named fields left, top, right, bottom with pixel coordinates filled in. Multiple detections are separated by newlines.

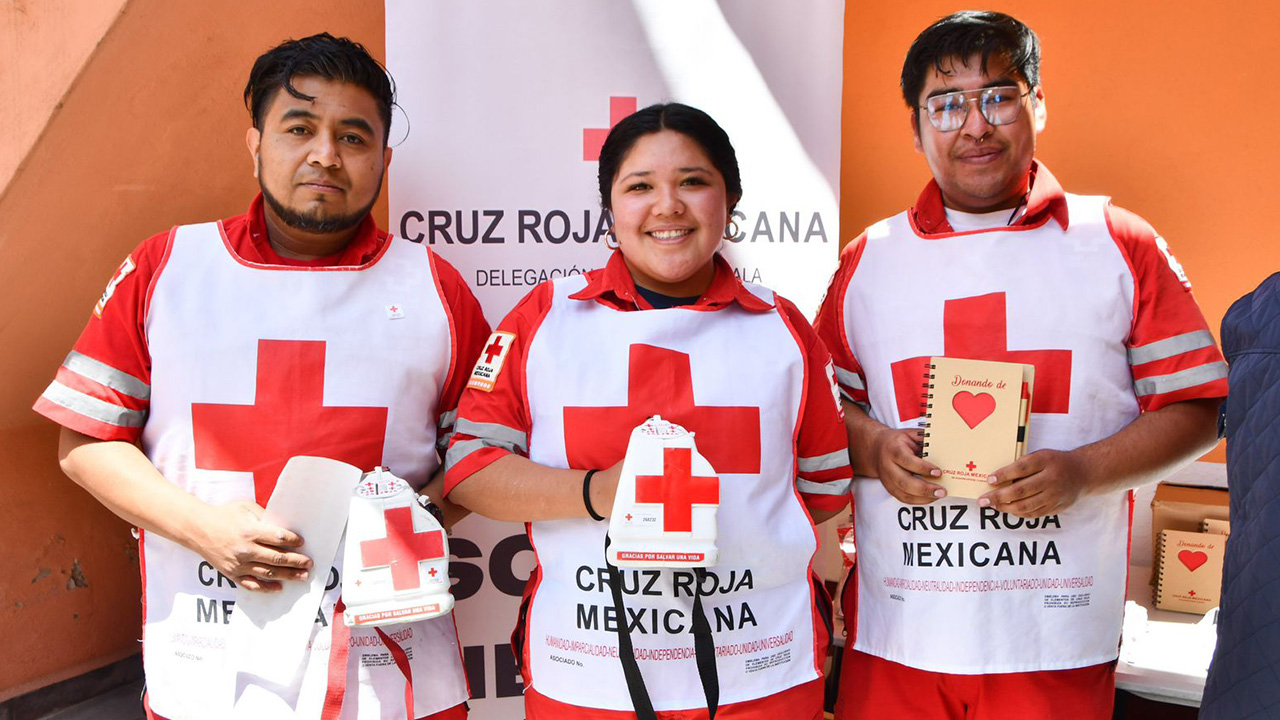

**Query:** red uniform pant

left=524, top=677, right=824, bottom=720
left=835, top=649, right=1114, bottom=720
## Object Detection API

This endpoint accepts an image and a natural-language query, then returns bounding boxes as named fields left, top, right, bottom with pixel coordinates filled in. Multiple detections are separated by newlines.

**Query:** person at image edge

left=32, top=33, right=487, bottom=720
left=813, top=11, right=1228, bottom=720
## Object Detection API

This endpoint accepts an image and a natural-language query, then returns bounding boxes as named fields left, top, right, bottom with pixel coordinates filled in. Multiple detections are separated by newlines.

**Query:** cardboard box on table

left=1149, top=482, right=1229, bottom=582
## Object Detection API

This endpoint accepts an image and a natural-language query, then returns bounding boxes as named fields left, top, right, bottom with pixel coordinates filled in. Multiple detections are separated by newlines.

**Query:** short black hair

left=597, top=103, right=742, bottom=213
left=901, top=11, right=1040, bottom=109
left=244, top=32, right=395, bottom=143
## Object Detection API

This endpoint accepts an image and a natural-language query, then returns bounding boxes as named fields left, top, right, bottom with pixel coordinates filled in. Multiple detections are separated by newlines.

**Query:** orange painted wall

left=0, top=0, right=384, bottom=700
left=0, top=1, right=129, bottom=191
left=840, top=1, right=1279, bottom=464
left=2, top=0, right=1269, bottom=701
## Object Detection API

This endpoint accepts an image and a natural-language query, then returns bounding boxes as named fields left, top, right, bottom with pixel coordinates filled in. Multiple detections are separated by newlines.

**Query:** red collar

left=909, top=160, right=1070, bottom=236
left=221, top=194, right=388, bottom=267
left=570, top=251, right=774, bottom=312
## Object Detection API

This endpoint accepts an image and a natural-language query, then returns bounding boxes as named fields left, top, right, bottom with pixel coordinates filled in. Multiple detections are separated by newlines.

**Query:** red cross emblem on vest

left=563, top=344, right=761, bottom=473
left=636, top=447, right=719, bottom=532
left=889, top=293, right=1072, bottom=422
left=360, top=507, right=445, bottom=591
left=192, top=340, right=389, bottom=506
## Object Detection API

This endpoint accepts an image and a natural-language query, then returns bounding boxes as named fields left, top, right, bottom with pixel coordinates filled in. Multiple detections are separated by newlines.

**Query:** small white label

left=386, top=304, right=405, bottom=319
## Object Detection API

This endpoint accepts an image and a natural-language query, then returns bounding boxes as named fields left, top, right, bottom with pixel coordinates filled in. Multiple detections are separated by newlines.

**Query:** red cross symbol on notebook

left=965, top=461, right=977, bottom=471
left=360, top=507, right=445, bottom=591
left=483, top=335, right=506, bottom=364
left=583, top=96, right=638, bottom=161
left=889, top=292, right=1072, bottom=423
left=192, top=340, right=388, bottom=506
left=636, top=447, right=719, bottom=532
left=563, top=344, right=761, bottom=473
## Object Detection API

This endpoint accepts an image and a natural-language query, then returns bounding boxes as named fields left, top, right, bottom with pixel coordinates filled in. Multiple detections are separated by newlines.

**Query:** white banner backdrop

left=387, top=2, right=844, bottom=716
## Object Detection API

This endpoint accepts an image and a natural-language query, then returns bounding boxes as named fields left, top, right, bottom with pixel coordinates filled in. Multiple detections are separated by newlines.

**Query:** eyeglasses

left=919, top=86, right=1032, bottom=132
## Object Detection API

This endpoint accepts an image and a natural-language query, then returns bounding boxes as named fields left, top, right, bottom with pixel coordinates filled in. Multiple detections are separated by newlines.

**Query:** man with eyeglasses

left=815, top=11, right=1227, bottom=719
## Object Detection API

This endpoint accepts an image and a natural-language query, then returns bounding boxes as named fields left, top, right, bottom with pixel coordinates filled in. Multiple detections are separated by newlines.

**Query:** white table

left=1115, top=564, right=1218, bottom=708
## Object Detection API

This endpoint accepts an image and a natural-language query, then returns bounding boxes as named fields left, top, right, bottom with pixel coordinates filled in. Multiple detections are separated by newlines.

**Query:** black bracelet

left=417, top=494, right=447, bottom=529
left=582, top=469, right=605, bottom=521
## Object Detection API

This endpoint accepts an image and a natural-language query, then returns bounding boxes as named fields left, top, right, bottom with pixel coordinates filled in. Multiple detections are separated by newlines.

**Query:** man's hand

left=191, top=501, right=312, bottom=592
left=979, top=449, right=1090, bottom=518
left=871, top=426, right=946, bottom=504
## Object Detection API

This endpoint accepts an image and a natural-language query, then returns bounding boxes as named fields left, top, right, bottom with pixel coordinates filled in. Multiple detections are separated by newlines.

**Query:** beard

left=259, top=163, right=382, bottom=235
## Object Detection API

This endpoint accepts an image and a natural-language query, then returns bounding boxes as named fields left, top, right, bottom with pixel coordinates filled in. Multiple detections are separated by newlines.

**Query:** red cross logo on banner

left=889, top=293, right=1072, bottom=423
left=563, top=344, right=761, bottom=473
left=360, top=507, right=445, bottom=591
left=636, top=447, right=719, bottom=532
left=192, top=340, right=389, bottom=506
left=583, top=96, right=638, bottom=161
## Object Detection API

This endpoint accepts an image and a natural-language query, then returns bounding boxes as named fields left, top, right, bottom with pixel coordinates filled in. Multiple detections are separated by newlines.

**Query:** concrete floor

left=41, top=680, right=145, bottom=720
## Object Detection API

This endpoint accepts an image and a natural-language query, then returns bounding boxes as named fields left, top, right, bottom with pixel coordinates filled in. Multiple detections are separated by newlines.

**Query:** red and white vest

left=138, top=222, right=469, bottom=718
left=521, top=276, right=825, bottom=710
left=846, top=195, right=1134, bottom=673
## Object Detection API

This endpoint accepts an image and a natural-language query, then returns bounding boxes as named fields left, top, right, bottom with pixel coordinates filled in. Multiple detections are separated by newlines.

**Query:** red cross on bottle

left=360, top=506, right=445, bottom=591
left=635, top=447, right=719, bottom=532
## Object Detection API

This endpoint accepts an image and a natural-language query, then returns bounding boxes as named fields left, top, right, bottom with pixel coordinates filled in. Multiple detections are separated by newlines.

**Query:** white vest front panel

left=140, top=222, right=467, bottom=719
left=523, top=276, right=821, bottom=710
left=846, top=195, right=1135, bottom=673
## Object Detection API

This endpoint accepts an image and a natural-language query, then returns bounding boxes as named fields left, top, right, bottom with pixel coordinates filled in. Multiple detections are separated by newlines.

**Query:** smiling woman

left=596, top=104, right=742, bottom=300
left=443, top=103, right=853, bottom=720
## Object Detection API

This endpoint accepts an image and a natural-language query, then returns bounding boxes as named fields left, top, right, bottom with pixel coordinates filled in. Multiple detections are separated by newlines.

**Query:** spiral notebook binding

left=1154, top=530, right=1169, bottom=605
left=919, top=360, right=938, bottom=457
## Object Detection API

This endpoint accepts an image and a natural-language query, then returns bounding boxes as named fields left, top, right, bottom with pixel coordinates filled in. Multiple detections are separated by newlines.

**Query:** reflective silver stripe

left=1134, top=362, right=1228, bottom=397
left=444, top=437, right=496, bottom=474
left=41, top=381, right=146, bottom=428
left=63, top=351, right=150, bottom=399
left=797, top=477, right=852, bottom=496
left=454, top=418, right=528, bottom=453
left=435, top=410, right=461, bottom=454
left=1128, top=330, right=1217, bottom=366
left=435, top=430, right=454, bottom=455
left=798, top=449, right=851, bottom=474
left=835, top=366, right=865, bottom=392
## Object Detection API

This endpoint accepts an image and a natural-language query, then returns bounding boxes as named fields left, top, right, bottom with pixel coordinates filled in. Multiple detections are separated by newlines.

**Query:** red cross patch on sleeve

left=1154, top=235, right=1193, bottom=290
left=93, top=255, right=136, bottom=317
left=467, top=331, right=516, bottom=392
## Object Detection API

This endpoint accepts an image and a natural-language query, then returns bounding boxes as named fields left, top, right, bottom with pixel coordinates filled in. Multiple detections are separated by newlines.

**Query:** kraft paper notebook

left=1201, top=518, right=1232, bottom=536
left=1156, top=528, right=1225, bottom=614
left=921, top=357, right=1035, bottom=499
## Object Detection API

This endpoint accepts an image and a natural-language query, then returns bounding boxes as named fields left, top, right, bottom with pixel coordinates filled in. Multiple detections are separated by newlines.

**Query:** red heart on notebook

left=953, top=392, right=996, bottom=429
left=1178, top=550, right=1208, bottom=572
